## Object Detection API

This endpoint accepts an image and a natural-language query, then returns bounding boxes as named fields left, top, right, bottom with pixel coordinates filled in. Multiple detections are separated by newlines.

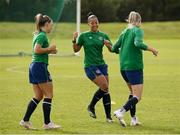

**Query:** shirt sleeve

left=134, top=28, right=148, bottom=50
left=77, top=33, right=84, bottom=46
left=111, top=34, right=122, bottom=54
left=104, top=34, right=113, bottom=45
left=36, top=34, right=44, bottom=46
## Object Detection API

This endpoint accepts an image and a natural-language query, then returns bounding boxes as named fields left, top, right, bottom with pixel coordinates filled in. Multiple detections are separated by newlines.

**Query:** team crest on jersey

left=98, top=36, right=104, bottom=41
left=89, top=36, right=92, bottom=39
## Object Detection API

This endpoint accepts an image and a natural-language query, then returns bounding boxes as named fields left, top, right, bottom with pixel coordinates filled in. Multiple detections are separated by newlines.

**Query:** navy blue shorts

left=29, top=62, right=52, bottom=84
left=121, top=70, right=143, bottom=85
left=84, top=64, right=108, bottom=81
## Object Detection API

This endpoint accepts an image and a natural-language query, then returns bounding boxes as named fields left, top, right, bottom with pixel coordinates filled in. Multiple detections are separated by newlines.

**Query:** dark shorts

left=29, top=62, right=52, bottom=84
left=84, top=64, right=108, bottom=81
left=121, top=70, right=143, bottom=85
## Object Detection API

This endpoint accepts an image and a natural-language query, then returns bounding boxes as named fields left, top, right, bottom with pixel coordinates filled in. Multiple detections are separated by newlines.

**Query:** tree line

left=0, top=0, right=180, bottom=22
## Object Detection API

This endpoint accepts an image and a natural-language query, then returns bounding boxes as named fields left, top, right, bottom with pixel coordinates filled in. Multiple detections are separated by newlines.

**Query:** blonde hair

left=126, top=11, right=142, bottom=27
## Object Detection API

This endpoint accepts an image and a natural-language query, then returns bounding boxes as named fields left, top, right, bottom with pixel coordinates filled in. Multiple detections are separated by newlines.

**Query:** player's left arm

left=103, top=34, right=113, bottom=52
left=134, top=28, right=148, bottom=50
left=134, top=29, right=158, bottom=56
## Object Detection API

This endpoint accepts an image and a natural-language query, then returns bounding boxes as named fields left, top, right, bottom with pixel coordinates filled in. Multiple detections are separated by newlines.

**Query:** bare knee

left=100, top=83, right=109, bottom=92
left=131, top=84, right=143, bottom=102
left=34, top=95, right=43, bottom=101
left=34, top=92, right=43, bottom=101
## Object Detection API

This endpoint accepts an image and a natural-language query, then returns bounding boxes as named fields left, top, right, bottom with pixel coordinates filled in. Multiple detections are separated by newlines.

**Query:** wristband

left=72, top=40, right=76, bottom=44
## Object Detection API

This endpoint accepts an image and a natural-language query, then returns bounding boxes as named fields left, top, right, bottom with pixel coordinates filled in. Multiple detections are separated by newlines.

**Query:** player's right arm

left=34, top=34, right=57, bottom=54
left=72, top=32, right=82, bottom=52
left=34, top=44, right=57, bottom=54
left=104, top=34, right=122, bottom=54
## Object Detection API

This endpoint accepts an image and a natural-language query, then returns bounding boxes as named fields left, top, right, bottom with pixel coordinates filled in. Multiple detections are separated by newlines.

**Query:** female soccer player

left=72, top=13, right=113, bottom=122
left=104, top=11, right=158, bottom=127
left=20, top=13, right=61, bottom=129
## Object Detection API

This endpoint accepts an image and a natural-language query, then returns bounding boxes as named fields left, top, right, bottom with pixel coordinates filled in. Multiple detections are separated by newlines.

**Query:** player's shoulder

left=98, top=31, right=109, bottom=37
left=80, top=31, right=90, bottom=35
left=79, top=31, right=89, bottom=38
left=37, top=32, right=48, bottom=41
left=33, top=32, right=47, bottom=44
left=133, top=26, right=143, bottom=33
left=79, top=31, right=97, bottom=39
left=39, top=31, right=47, bottom=37
left=35, top=31, right=46, bottom=38
left=120, top=28, right=128, bottom=35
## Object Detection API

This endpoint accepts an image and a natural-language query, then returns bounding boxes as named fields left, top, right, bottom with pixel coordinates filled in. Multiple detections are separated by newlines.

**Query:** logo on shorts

left=89, top=36, right=92, bottom=39
left=49, top=75, right=52, bottom=81
left=96, top=70, right=101, bottom=74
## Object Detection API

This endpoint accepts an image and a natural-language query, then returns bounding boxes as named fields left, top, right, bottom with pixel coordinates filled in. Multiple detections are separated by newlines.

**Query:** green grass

left=1, top=21, right=180, bottom=39
left=0, top=22, right=180, bottom=134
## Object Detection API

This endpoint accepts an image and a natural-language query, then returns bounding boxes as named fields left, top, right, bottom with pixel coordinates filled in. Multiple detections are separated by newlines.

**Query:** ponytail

left=34, top=13, right=52, bottom=33
left=126, top=11, right=142, bottom=27
left=87, top=12, right=98, bottom=22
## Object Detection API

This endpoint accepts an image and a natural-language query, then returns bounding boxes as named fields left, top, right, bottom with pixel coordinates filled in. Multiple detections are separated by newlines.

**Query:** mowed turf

left=0, top=22, right=180, bottom=134
left=0, top=38, right=180, bottom=134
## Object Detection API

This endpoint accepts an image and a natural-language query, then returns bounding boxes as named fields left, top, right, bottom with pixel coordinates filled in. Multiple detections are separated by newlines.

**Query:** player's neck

left=90, top=29, right=98, bottom=33
left=41, top=27, right=47, bottom=33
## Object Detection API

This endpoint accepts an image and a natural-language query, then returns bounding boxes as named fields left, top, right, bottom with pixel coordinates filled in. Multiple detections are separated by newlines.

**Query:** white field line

left=6, top=66, right=26, bottom=74
left=5, top=65, right=122, bottom=78
left=6, top=65, right=170, bottom=79
left=5, top=66, right=87, bottom=78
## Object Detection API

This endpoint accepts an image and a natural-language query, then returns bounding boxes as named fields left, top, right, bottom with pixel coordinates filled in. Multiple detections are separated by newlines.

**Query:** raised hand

left=73, top=32, right=78, bottom=40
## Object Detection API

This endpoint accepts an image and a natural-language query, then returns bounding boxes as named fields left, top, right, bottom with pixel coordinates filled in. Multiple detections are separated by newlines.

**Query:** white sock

left=119, top=107, right=126, bottom=115
left=132, top=116, right=136, bottom=120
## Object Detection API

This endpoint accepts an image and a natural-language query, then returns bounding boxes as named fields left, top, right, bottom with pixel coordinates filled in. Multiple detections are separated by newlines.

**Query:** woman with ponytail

left=104, top=11, right=158, bottom=127
left=72, top=12, right=113, bottom=123
left=20, top=13, right=61, bottom=130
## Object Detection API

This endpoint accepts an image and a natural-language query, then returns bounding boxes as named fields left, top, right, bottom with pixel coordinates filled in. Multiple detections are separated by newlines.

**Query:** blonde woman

left=104, top=11, right=158, bottom=127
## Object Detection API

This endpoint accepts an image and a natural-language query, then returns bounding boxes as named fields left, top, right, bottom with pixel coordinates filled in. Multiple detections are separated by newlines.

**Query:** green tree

left=116, top=0, right=180, bottom=22
left=0, top=0, right=64, bottom=22
left=81, top=0, right=119, bottom=22
left=60, top=0, right=76, bottom=22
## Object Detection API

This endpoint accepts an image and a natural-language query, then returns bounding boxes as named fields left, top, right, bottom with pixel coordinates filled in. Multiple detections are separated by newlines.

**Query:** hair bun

left=87, top=12, right=94, bottom=17
left=35, top=13, right=43, bottom=21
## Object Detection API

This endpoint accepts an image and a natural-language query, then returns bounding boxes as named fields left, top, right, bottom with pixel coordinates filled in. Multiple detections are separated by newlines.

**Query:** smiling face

left=88, top=17, right=99, bottom=32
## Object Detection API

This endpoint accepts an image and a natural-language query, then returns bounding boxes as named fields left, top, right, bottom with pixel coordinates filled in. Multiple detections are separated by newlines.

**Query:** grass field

left=0, top=22, right=180, bottom=134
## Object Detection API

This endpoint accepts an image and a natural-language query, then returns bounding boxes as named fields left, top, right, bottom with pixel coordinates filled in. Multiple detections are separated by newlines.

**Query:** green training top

left=32, top=31, right=49, bottom=64
left=112, top=26, right=148, bottom=70
left=77, top=31, right=111, bottom=67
